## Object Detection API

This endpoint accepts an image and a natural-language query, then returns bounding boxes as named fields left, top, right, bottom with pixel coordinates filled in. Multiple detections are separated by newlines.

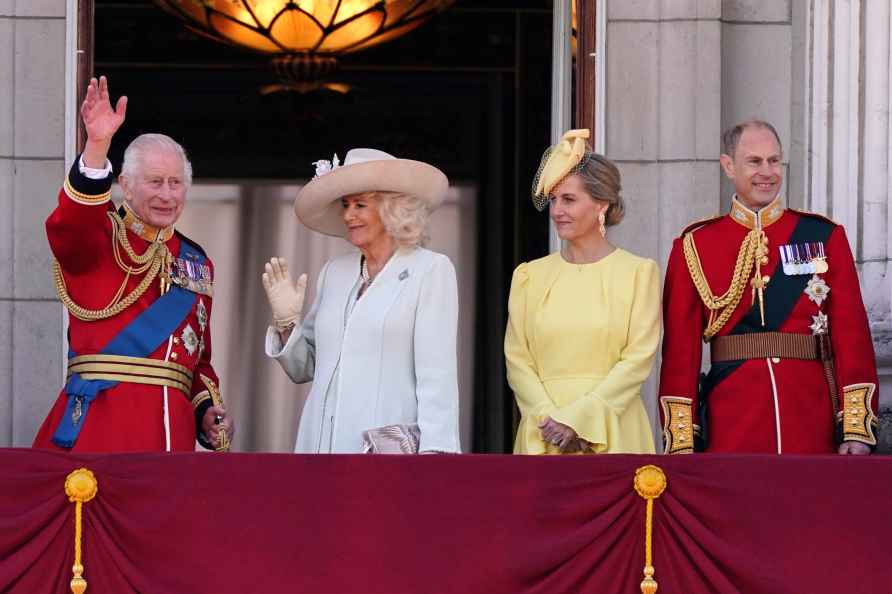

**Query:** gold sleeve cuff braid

left=63, top=177, right=111, bottom=206
left=661, top=396, right=697, bottom=454
left=191, top=390, right=211, bottom=409
left=839, top=383, right=878, bottom=445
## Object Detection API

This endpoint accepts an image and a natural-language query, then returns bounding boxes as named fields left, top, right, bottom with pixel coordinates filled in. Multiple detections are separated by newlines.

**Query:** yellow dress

left=505, top=249, right=660, bottom=454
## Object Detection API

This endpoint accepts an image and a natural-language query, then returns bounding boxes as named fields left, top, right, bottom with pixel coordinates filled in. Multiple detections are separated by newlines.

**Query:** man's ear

left=719, top=153, right=735, bottom=180
left=118, top=174, right=130, bottom=200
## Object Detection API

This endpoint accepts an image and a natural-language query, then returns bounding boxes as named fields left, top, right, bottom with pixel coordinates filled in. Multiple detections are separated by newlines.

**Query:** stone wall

left=0, top=0, right=67, bottom=446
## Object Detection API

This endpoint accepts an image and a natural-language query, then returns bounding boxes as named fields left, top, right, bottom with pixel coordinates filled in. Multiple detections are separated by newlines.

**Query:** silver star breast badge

left=181, top=323, right=199, bottom=356
left=810, top=312, right=829, bottom=335
left=804, top=275, right=830, bottom=307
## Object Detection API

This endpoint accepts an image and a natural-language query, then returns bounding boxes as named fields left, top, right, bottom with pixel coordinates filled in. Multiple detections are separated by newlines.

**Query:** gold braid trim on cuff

left=660, top=396, right=695, bottom=454
left=63, top=177, right=111, bottom=206
left=191, top=390, right=211, bottom=409
left=682, top=227, right=766, bottom=341
left=840, top=383, right=878, bottom=445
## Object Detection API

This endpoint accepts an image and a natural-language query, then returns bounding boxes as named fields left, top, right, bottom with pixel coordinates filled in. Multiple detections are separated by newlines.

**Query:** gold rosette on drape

left=634, top=465, right=667, bottom=594
left=65, top=468, right=98, bottom=594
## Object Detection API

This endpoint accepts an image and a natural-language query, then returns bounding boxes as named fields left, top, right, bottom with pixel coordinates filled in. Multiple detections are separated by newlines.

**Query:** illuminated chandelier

left=152, top=0, right=454, bottom=91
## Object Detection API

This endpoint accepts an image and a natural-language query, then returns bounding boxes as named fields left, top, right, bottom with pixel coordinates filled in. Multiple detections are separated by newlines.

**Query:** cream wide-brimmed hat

left=294, top=148, right=449, bottom=237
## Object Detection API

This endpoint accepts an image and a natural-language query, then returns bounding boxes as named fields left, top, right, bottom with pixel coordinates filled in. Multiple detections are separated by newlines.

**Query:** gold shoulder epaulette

left=788, top=208, right=838, bottom=226
left=680, top=214, right=723, bottom=237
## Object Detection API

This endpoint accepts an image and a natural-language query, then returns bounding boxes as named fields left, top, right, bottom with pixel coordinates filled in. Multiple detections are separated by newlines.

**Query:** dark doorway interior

left=94, top=0, right=553, bottom=452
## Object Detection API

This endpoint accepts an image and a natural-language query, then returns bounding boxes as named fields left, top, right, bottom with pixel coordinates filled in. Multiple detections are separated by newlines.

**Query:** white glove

left=261, top=257, right=307, bottom=332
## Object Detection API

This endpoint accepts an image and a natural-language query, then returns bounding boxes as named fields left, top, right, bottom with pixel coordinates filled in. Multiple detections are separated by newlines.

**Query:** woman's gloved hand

left=262, top=257, right=307, bottom=332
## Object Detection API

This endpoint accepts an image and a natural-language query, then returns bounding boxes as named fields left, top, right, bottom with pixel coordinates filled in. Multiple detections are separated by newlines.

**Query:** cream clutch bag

left=361, top=423, right=420, bottom=454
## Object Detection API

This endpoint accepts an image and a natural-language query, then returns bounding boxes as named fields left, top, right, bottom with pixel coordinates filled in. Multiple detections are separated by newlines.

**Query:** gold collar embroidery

left=122, top=202, right=174, bottom=242
left=729, top=195, right=784, bottom=230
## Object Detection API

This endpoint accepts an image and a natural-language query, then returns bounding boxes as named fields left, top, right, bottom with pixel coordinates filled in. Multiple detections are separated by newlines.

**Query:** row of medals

left=161, top=255, right=212, bottom=295
left=779, top=241, right=829, bottom=276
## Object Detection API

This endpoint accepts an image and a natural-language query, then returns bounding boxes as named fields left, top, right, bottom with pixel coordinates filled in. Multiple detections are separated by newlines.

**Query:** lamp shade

left=152, top=0, right=454, bottom=57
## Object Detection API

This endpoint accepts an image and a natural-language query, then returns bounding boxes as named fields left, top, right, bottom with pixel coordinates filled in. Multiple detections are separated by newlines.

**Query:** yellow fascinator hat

left=531, top=128, right=592, bottom=211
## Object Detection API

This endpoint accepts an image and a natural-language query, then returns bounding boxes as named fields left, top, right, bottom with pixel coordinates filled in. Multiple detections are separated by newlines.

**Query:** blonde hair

left=361, top=191, right=429, bottom=249
left=575, top=152, right=625, bottom=226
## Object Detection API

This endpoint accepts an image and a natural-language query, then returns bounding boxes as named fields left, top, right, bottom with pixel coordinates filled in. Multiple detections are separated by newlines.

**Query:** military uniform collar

left=729, top=195, right=784, bottom=230
left=122, top=202, right=175, bottom=242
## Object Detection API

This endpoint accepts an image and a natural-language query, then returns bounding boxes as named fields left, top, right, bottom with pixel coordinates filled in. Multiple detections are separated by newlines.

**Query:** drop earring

left=598, top=210, right=607, bottom=237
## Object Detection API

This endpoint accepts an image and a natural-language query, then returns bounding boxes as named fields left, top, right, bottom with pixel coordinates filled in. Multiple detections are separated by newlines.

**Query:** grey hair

left=575, top=151, right=625, bottom=227
left=367, top=191, right=430, bottom=249
left=121, top=133, right=193, bottom=187
left=722, top=120, right=783, bottom=159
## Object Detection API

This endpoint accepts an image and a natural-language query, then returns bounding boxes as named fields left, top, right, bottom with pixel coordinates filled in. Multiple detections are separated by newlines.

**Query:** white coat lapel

left=354, top=248, right=416, bottom=319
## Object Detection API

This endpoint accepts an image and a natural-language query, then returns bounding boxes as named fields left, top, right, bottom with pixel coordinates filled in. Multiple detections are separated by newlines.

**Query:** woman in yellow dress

left=505, top=129, right=660, bottom=454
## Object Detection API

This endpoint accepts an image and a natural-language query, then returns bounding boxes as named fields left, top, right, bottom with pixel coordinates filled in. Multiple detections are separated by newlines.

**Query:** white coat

left=266, top=247, right=462, bottom=453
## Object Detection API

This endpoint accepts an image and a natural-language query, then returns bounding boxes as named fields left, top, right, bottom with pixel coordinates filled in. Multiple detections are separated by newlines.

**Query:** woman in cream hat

left=505, top=129, right=660, bottom=454
left=262, top=148, right=461, bottom=454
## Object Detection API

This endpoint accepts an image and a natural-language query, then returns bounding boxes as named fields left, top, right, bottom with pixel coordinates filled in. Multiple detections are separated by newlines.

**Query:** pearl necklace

left=360, top=257, right=372, bottom=286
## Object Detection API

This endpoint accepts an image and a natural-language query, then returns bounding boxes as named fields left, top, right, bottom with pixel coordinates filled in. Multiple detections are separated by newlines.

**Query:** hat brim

left=294, top=159, right=449, bottom=237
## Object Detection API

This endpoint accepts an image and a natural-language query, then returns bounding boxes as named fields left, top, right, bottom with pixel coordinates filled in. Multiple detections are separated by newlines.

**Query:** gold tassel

left=634, top=465, right=667, bottom=594
left=65, top=468, right=98, bottom=594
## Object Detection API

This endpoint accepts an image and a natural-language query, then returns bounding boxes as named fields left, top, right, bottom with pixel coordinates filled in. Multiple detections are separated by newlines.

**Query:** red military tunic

left=659, top=196, right=879, bottom=454
left=32, top=158, right=220, bottom=452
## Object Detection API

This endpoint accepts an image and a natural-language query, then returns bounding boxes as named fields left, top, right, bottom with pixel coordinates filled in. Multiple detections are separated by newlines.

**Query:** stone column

left=0, top=0, right=68, bottom=446
left=719, top=0, right=792, bottom=210
left=797, top=0, right=892, bottom=447
left=605, top=0, right=723, bottom=443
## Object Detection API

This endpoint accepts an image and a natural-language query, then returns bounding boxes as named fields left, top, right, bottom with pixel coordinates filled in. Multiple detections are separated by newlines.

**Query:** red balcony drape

left=2, top=449, right=889, bottom=593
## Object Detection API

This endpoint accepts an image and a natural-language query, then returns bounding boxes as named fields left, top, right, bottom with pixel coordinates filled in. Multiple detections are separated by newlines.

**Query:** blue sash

left=52, top=242, right=203, bottom=447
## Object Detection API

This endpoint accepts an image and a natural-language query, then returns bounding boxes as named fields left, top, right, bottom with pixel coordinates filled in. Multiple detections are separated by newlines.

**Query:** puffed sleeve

left=413, top=253, right=461, bottom=453
left=824, top=225, right=880, bottom=445
left=264, top=261, right=328, bottom=384
left=550, top=259, right=661, bottom=451
left=505, top=263, right=558, bottom=453
left=657, top=236, right=703, bottom=453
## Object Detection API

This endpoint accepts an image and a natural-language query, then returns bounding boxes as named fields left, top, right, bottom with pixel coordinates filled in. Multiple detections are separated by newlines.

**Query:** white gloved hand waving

left=262, top=257, right=307, bottom=332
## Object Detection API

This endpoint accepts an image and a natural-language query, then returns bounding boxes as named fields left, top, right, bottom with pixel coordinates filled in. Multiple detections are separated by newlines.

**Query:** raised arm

left=47, top=76, right=129, bottom=273
left=81, top=75, right=128, bottom=168
left=263, top=257, right=318, bottom=384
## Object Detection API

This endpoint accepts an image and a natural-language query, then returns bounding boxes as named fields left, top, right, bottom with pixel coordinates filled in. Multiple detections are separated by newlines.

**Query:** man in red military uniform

left=659, top=120, right=878, bottom=455
left=33, top=76, right=234, bottom=452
